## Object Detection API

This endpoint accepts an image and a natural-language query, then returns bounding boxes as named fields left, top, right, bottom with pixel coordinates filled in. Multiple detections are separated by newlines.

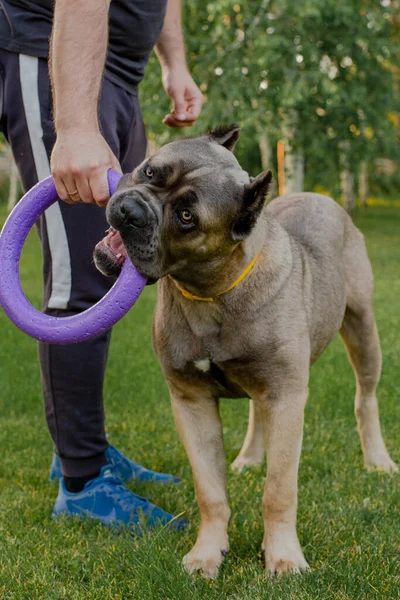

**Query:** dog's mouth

left=97, top=226, right=127, bottom=264
left=94, top=227, right=127, bottom=277
left=94, top=227, right=158, bottom=284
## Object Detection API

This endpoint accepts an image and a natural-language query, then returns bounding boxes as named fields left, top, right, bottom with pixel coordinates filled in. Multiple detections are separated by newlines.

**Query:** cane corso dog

left=94, top=125, right=397, bottom=578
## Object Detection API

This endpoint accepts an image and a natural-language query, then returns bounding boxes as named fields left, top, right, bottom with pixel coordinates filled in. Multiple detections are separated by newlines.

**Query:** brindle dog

left=94, top=125, right=397, bottom=578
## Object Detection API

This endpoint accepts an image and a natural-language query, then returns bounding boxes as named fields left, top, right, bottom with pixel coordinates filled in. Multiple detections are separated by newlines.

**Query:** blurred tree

left=140, top=0, right=400, bottom=207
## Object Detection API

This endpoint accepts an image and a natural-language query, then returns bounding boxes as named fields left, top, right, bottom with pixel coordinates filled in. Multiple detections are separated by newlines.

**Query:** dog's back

left=267, top=192, right=349, bottom=260
left=267, top=192, right=372, bottom=299
left=267, top=192, right=372, bottom=361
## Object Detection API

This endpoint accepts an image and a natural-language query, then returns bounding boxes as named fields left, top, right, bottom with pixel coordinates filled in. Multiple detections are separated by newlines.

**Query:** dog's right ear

left=232, top=170, right=272, bottom=240
left=208, top=124, right=240, bottom=151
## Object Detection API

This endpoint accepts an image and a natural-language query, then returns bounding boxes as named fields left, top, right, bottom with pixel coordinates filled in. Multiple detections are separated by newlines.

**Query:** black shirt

left=0, top=0, right=167, bottom=94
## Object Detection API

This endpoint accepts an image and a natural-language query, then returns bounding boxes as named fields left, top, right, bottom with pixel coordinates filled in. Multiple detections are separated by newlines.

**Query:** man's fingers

left=53, top=175, right=74, bottom=203
left=164, top=117, right=195, bottom=128
left=62, top=174, right=83, bottom=203
left=172, top=94, right=187, bottom=121
left=76, top=177, right=93, bottom=204
left=50, top=134, right=123, bottom=206
left=186, top=94, right=203, bottom=121
left=163, top=87, right=204, bottom=128
left=163, top=113, right=196, bottom=128
left=94, top=156, right=122, bottom=208
left=88, top=169, right=111, bottom=207
left=54, top=164, right=120, bottom=207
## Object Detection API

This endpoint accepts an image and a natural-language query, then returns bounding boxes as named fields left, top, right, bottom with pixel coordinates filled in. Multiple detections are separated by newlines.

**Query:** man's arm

left=155, top=0, right=204, bottom=128
left=50, top=0, right=120, bottom=206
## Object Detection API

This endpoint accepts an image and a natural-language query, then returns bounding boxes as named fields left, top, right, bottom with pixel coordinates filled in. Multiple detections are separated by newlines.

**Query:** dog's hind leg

left=231, top=400, right=265, bottom=472
left=169, top=382, right=230, bottom=579
left=340, top=225, right=397, bottom=472
left=340, top=307, right=398, bottom=472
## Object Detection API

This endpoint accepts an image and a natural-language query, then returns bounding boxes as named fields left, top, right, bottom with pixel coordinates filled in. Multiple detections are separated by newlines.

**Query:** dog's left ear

left=208, top=124, right=240, bottom=151
left=232, top=170, right=272, bottom=240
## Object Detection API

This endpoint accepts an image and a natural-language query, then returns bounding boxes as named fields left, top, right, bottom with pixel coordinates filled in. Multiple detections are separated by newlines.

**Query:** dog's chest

left=182, top=303, right=236, bottom=360
left=185, top=306, right=222, bottom=340
left=182, top=308, right=255, bottom=387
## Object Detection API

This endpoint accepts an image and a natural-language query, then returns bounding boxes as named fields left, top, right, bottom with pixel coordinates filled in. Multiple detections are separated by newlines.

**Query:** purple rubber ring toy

left=0, top=169, right=146, bottom=344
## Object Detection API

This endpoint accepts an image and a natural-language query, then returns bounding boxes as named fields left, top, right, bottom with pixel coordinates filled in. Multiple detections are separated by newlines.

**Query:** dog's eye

left=179, top=209, right=194, bottom=225
left=144, top=165, right=153, bottom=179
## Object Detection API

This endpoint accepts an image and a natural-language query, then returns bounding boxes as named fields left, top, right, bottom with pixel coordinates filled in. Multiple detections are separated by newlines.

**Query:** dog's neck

left=168, top=210, right=292, bottom=302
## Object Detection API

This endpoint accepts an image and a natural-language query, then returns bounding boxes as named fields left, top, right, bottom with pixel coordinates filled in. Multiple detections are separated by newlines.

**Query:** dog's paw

left=231, top=454, right=264, bottom=473
left=366, top=454, right=398, bottom=473
left=263, top=533, right=309, bottom=576
left=183, top=545, right=228, bottom=579
left=266, top=556, right=310, bottom=576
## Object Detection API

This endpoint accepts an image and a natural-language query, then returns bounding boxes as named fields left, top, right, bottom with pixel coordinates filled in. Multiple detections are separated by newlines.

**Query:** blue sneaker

left=49, top=444, right=180, bottom=485
left=52, top=465, right=188, bottom=531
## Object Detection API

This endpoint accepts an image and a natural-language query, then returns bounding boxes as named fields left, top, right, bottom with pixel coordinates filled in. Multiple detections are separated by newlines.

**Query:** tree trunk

left=359, top=161, right=368, bottom=207
left=282, top=110, right=304, bottom=194
left=285, top=147, right=304, bottom=194
left=258, top=130, right=278, bottom=198
left=340, top=143, right=355, bottom=214
left=341, top=169, right=355, bottom=213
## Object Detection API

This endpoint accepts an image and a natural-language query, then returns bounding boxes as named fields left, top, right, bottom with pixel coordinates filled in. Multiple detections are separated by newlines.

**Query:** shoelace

left=105, top=446, right=179, bottom=487
left=99, top=476, right=152, bottom=512
left=107, top=446, right=152, bottom=479
left=107, top=446, right=133, bottom=471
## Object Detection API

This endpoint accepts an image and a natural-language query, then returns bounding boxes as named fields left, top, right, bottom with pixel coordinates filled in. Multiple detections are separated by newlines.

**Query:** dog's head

left=94, top=125, right=271, bottom=287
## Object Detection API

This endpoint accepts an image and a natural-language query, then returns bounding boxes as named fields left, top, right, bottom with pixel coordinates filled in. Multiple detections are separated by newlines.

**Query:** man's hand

left=50, top=130, right=121, bottom=207
left=161, top=66, right=204, bottom=128
left=50, top=0, right=116, bottom=207
left=155, top=0, right=204, bottom=128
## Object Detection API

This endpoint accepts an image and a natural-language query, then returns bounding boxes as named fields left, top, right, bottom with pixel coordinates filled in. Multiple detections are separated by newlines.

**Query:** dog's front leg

left=258, top=384, right=310, bottom=575
left=169, top=382, right=230, bottom=579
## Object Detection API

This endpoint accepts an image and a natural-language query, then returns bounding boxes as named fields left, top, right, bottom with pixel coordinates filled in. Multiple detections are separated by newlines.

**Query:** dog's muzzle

left=94, top=190, right=159, bottom=281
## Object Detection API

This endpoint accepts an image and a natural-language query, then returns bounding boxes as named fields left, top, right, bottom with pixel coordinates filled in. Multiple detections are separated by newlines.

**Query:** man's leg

left=0, top=52, right=114, bottom=482
left=0, top=50, right=183, bottom=526
left=0, top=50, right=177, bottom=490
left=41, top=76, right=149, bottom=482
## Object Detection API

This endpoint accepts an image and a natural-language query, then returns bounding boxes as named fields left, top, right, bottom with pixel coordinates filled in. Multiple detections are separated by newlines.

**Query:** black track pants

left=0, top=50, right=147, bottom=477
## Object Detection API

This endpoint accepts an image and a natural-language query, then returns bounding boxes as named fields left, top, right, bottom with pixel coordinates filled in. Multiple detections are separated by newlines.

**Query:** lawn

left=0, top=202, right=399, bottom=599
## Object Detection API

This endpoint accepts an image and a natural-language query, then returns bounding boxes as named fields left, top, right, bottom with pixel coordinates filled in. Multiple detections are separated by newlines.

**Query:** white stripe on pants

left=19, top=54, right=72, bottom=310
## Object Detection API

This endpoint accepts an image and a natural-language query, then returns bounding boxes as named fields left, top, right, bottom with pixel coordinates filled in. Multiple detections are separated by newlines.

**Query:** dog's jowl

left=94, top=125, right=397, bottom=578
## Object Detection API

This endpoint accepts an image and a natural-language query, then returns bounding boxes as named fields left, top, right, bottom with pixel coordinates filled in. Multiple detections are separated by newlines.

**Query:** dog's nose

left=119, top=196, right=148, bottom=228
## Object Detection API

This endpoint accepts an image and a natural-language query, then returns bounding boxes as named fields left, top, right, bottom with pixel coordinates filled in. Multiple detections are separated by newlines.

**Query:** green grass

left=0, top=204, right=399, bottom=600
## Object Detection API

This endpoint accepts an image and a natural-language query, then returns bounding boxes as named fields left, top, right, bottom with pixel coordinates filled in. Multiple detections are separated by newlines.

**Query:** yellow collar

left=172, top=254, right=259, bottom=302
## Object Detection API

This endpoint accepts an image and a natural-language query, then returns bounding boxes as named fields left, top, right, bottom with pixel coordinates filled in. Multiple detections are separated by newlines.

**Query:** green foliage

left=141, top=0, right=400, bottom=187
left=0, top=178, right=10, bottom=205
left=369, top=163, right=400, bottom=197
